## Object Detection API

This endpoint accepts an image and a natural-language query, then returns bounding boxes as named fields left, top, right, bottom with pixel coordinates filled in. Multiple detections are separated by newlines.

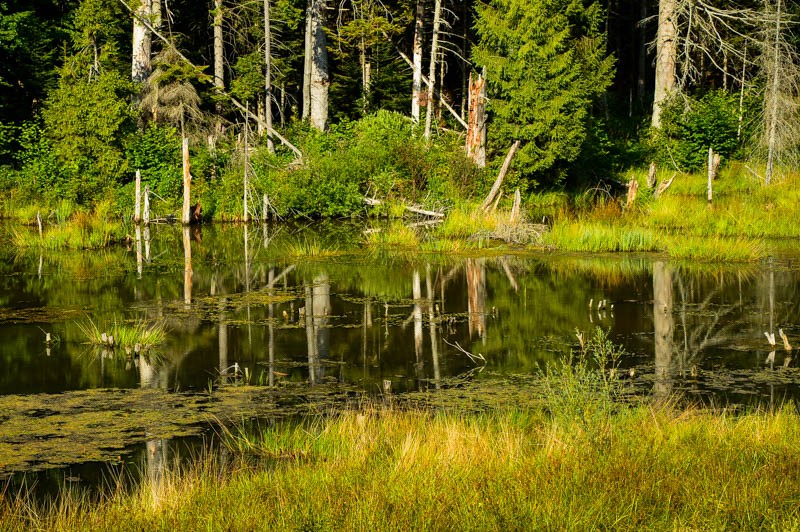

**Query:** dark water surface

left=2, top=221, right=800, bottom=485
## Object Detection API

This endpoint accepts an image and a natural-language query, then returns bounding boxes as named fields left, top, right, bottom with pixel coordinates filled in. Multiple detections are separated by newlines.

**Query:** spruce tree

left=473, top=0, right=614, bottom=184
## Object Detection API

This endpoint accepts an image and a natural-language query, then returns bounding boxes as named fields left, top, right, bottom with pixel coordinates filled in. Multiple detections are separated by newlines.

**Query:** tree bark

left=652, top=0, right=677, bottom=128
left=466, top=70, right=487, bottom=167
left=424, top=0, right=442, bottom=140
left=411, top=0, right=425, bottom=122
left=264, top=0, right=274, bottom=151
left=213, top=0, right=224, bottom=90
left=309, top=0, right=329, bottom=131
left=766, top=0, right=782, bottom=186
left=134, top=169, right=142, bottom=224
left=132, top=0, right=153, bottom=83
left=481, top=140, right=520, bottom=211
left=302, top=1, right=313, bottom=120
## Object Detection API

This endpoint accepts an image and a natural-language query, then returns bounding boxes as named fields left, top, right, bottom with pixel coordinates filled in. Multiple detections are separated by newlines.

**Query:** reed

left=76, top=317, right=167, bottom=349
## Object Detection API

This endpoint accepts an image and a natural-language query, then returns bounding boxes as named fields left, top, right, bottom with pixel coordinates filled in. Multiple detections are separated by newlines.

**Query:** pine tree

left=473, top=0, right=613, bottom=184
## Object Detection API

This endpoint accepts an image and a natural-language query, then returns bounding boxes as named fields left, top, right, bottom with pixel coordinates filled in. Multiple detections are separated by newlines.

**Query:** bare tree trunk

left=309, top=0, right=329, bottom=131
left=302, top=1, right=313, bottom=120
left=637, top=0, right=648, bottom=104
left=652, top=0, right=678, bottom=128
left=360, top=39, right=371, bottom=113
left=766, top=0, right=782, bottom=186
left=466, top=70, right=487, bottom=167
left=213, top=0, right=224, bottom=90
left=134, top=169, right=142, bottom=224
left=411, top=0, right=424, bottom=123
left=132, top=0, right=153, bottom=83
left=264, top=0, right=274, bottom=151
left=424, top=0, right=442, bottom=140
left=243, top=112, right=249, bottom=223
left=182, top=136, right=191, bottom=225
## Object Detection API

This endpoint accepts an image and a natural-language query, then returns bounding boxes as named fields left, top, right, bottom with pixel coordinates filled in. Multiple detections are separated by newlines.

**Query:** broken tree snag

left=647, top=161, right=657, bottom=189
left=654, top=174, right=675, bottom=199
left=509, top=188, right=521, bottom=223
left=363, top=197, right=445, bottom=218
left=707, top=147, right=714, bottom=203
left=134, top=169, right=142, bottom=224
left=466, top=70, right=487, bottom=167
left=626, top=178, right=639, bottom=207
left=481, top=140, right=521, bottom=212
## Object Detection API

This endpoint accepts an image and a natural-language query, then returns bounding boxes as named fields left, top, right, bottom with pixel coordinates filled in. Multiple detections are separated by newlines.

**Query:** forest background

left=0, top=0, right=796, bottom=223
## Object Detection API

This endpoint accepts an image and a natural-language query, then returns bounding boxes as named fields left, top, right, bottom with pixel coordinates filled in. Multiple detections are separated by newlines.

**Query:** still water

left=1, top=221, right=799, bottom=480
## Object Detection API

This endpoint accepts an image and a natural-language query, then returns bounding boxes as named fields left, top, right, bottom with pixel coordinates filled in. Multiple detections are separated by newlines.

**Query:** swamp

left=3, top=218, right=800, bottom=528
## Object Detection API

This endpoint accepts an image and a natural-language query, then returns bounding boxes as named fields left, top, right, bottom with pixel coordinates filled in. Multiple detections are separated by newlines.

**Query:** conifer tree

left=473, top=0, right=613, bottom=184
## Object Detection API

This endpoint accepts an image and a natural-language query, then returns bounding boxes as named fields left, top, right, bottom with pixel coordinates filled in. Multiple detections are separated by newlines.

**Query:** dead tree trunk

left=134, top=169, right=142, bottom=224
left=652, top=0, right=678, bottom=128
left=424, top=0, right=443, bottom=140
left=132, top=0, right=153, bottom=83
left=308, top=0, right=329, bottom=131
left=411, top=0, right=425, bottom=123
left=213, top=0, right=224, bottom=91
left=264, top=0, right=274, bottom=151
left=765, top=0, right=782, bottom=186
left=481, top=140, right=520, bottom=211
left=302, top=1, right=313, bottom=120
left=466, top=70, right=487, bottom=167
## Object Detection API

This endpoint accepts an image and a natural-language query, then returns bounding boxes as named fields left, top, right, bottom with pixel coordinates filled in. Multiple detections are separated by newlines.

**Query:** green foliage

left=15, top=121, right=65, bottom=197
left=654, top=90, right=749, bottom=171
left=473, top=0, right=614, bottom=185
left=125, top=125, right=181, bottom=200
left=41, top=70, right=136, bottom=203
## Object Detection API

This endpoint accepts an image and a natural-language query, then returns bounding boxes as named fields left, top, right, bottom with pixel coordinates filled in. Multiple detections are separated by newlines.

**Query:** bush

left=655, top=90, right=748, bottom=171
left=125, top=125, right=182, bottom=201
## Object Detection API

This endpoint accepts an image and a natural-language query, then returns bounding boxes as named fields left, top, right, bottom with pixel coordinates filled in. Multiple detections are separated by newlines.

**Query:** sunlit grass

left=5, top=404, right=800, bottom=530
left=363, top=223, right=419, bottom=247
left=666, top=236, right=764, bottom=262
left=76, top=317, right=167, bottom=349
left=280, top=236, right=346, bottom=258
left=543, top=222, right=659, bottom=252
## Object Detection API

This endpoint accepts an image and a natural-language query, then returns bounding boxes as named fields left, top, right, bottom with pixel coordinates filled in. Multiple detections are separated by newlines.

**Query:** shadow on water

left=3, top=220, right=800, bottom=488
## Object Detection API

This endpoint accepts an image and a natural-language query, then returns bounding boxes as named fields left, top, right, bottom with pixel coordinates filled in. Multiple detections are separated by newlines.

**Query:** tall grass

left=4, top=404, right=800, bottom=530
left=543, top=222, right=659, bottom=252
left=76, top=317, right=167, bottom=349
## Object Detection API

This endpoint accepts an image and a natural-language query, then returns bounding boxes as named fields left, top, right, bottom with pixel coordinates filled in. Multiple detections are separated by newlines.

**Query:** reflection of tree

left=304, top=274, right=330, bottom=385
left=653, top=261, right=674, bottom=399
left=466, top=259, right=486, bottom=341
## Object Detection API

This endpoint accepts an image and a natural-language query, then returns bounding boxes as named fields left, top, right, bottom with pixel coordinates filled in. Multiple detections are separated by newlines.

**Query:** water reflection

left=1, top=222, right=800, bottom=403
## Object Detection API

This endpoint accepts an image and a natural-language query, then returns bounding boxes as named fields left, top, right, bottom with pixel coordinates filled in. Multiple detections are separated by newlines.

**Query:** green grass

left=543, top=222, right=659, bottom=252
left=76, top=317, right=167, bottom=349
left=280, top=236, right=346, bottom=258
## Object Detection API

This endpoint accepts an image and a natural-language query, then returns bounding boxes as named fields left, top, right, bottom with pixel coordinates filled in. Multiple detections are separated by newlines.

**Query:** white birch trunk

left=302, top=1, right=313, bottom=120
left=411, top=0, right=425, bottom=123
left=309, top=0, right=329, bottom=131
left=264, top=0, right=274, bottom=151
left=213, top=0, right=224, bottom=90
left=132, top=0, right=153, bottom=83
left=424, top=0, right=442, bottom=140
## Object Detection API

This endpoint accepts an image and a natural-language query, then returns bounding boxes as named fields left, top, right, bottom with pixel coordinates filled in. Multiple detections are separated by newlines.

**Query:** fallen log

left=481, top=140, right=520, bottom=212
left=363, top=197, right=445, bottom=218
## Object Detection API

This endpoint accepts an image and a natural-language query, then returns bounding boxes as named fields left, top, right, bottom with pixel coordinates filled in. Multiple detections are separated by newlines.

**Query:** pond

left=1, top=220, right=799, bottom=486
